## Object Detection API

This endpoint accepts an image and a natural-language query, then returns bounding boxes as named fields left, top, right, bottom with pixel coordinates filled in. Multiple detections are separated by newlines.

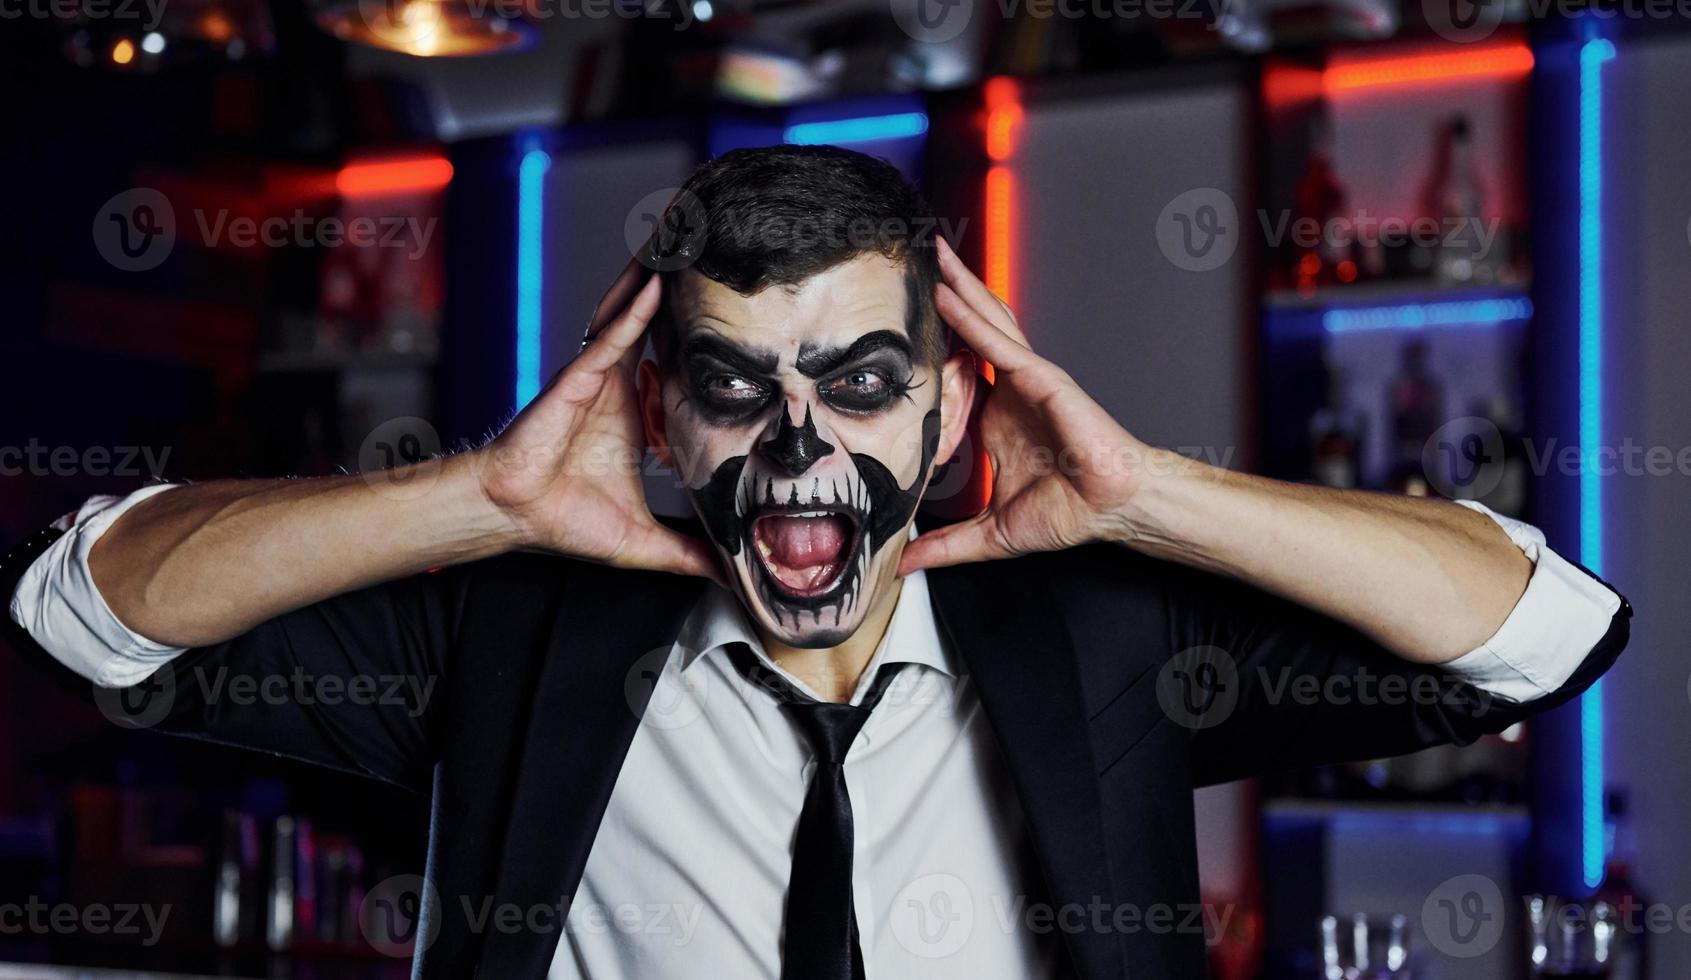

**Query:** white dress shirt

left=7, top=488, right=1624, bottom=978
left=552, top=569, right=1058, bottom=979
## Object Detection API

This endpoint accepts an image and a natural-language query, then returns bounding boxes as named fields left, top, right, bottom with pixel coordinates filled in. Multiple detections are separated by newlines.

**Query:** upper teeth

left=790, top=511, right=831, bottom=518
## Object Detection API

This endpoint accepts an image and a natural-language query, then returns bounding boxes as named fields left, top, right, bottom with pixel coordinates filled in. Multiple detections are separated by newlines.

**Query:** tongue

left=758, top=515, right=849, bottom=568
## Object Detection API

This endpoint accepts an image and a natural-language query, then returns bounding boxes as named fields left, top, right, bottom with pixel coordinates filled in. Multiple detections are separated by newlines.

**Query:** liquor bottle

left=1389, top=339, right=1444, bottom=477
left=1475, top=394, right=1528, bottom=517
left=293, top=816, right=318, bottom=945
left=213, top=810, right=259, bottom=948
left=267, top=815, right=296, bottom=951
left=1291, top=117, right=1356, bottom=293
left=1309, top=368, right=1366, bottom=489
left=1596, top=792, right=1649, bottom=980
left=1420, top=115, right=1493, bottom=285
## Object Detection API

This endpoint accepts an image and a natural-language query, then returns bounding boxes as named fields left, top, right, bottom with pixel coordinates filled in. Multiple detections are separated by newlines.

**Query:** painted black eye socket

left=697, top=373, right=771, bottom=415
left=819, top=369, right=899, bottom=413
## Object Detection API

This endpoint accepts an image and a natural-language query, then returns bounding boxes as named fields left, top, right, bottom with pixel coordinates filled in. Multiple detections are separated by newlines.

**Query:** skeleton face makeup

left=654, top=255, right=949, bottom=649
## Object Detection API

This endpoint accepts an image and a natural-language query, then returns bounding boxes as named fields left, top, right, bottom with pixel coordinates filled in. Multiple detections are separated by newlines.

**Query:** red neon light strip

left=984, top=76, right=1022, bottom=163
left=984, top=166, right=1013, bottom=316
left=977, top=78, right=1025, bottom=506
left=336, top=156, right=455, bottom=196
left=1325, top=45, right=1533, bottom=92
left=982, top=76, right=1021, bottom=323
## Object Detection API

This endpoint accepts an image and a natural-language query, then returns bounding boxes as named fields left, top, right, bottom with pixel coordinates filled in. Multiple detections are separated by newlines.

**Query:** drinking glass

left=1526, top=895, right=1615, bottom=978
left=1319, top=912, right=1412, bottom=979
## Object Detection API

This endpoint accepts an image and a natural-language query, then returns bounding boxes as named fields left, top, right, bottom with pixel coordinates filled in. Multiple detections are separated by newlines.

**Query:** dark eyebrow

left=680, top=333, right=781, bottom=377
left=794, top=330, right=913, bottom=379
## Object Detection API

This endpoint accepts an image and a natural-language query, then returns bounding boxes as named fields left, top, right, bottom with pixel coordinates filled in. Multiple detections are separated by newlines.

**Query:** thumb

left=898, top=513, right=1006, bottom=576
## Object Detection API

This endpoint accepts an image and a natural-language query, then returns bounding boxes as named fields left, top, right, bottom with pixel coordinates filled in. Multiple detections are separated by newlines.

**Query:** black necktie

left=728, top=644, right=907, bottom=980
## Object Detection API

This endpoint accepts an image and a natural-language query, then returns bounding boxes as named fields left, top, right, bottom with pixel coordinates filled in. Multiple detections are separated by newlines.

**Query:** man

left=3, top=146, right=1629, bottom=979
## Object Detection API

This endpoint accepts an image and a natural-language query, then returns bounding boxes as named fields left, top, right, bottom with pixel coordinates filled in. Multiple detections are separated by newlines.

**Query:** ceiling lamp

left=314, top=0, right=535, bottom=57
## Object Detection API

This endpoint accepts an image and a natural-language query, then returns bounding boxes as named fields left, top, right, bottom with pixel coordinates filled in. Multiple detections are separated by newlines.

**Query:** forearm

left=89, top=452, right=521, bottom=648
left=1114, top=449, right=1531, bottom=664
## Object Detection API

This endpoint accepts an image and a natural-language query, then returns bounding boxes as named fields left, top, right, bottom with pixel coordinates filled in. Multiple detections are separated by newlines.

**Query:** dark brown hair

left=650, top=144, right=946, bottom=369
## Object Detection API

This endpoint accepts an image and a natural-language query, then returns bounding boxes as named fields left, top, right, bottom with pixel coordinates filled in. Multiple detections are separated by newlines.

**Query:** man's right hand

left=473, top=258, right=719, bottom=582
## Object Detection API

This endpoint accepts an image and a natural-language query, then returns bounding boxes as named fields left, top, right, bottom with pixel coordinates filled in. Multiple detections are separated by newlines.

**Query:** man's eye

left=701, top=374, right=768, bottom=406
left=821, top=370, right=896, bottom=411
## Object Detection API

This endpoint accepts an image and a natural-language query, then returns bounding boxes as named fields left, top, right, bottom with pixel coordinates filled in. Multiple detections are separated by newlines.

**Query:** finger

left=936, top=236, right=1031, bottom=348
left=587, top=252, right=649, bottom=336
left=935, top=284, right=1042, bottom=377
left=897, top=513, right=1008, bottom=576
left=575, top=274, right=661, bottom=376
left=620, top=520, right=727, bottom=587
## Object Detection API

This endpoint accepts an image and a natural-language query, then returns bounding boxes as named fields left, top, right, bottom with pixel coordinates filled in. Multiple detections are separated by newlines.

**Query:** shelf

left=1263, top=277, right=1531, bottom=312
left=1264, top=799, right=1531, bottom=840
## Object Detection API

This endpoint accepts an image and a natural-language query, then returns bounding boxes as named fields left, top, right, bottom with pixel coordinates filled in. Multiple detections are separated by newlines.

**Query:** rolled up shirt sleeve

left=7, top=484, right=187, bottom=688
left=1440, top=500, right=1623, bottom=704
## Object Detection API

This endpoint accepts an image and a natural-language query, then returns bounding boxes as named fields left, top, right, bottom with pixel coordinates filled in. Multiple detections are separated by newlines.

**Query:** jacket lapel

left=475, top=562, right=706, bottom=977
left=926, top=558, right=1126, bottom=980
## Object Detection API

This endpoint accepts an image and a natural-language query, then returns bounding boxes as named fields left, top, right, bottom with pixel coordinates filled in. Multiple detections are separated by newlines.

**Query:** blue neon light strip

left=1329, top=809, right=1528, bottom=839
left=1322, top=297, right=1533, bottom=334
left=1578, top=35, right=1614, bottom=891
left=783, top=112, right=929, bottom=146
left=1264, top=802, right=1532, bottom=841
left=516, top=146, right=551, bottom=410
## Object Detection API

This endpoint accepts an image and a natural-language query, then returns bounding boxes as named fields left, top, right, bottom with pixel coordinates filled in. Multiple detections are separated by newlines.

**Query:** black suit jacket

left=0, top=522, right=1631, bottom=979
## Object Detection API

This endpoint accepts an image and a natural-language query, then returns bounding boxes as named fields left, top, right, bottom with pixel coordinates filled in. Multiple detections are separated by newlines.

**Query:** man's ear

left=935, top=349, right=978, bottom=466
left=637, top=360, right=674, bottom=469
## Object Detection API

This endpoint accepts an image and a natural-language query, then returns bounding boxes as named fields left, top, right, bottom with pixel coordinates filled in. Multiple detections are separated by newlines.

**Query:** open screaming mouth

left=751, top=508, right=862, bottom=599
left=684, top=408, right=943, bottom=637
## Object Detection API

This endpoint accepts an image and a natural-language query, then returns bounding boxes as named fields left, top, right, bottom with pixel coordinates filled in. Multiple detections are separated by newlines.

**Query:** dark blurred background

left=1, top=0, right=1688, bottom=977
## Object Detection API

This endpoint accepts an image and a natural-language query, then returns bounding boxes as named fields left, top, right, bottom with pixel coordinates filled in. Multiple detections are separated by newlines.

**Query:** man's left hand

left=900, top=238, right=1156, bottom=575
